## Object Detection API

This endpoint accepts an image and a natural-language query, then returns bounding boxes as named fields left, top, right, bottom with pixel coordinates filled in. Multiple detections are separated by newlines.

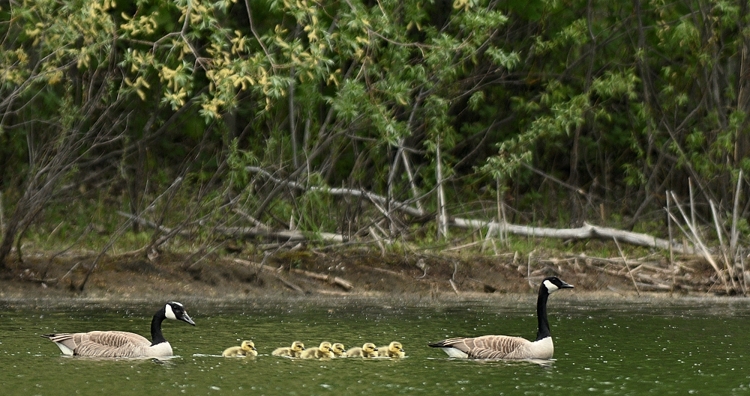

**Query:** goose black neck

left=150, top=307, right=167, bottom=346
left=535, top=287, right=551, bottom=341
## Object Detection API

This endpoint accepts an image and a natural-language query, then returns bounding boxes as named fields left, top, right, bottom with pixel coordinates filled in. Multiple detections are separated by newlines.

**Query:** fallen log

left=216, top=225, right=344, bottom=243
left=452, top=219, right=695, bottom=255
left=246, top=166, right=698, bottom=255
left=247, top=166, right=424, bottom=217
left=233, top=259, right=304, bottom=293
left=290, top=268, right=354, bottom=291
left=233, top=258, right=353, bottom=291
left=117, top=211, right=191, bottom=237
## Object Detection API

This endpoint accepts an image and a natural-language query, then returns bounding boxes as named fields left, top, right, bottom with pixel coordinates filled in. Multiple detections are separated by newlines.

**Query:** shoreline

left=0, top=248, right=732, bottom=307
left=2, top=289, right=747, bottom=309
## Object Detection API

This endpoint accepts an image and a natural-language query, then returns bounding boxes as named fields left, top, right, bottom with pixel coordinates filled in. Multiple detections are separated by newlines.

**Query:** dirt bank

left=0, top=246, right=718, bottom=303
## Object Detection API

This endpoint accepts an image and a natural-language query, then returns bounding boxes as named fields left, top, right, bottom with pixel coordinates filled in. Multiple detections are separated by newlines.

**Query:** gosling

left=331, top=343, right=346, bottom=357
left=377, top=341, right=405, bottom=358
left=300, top=341, right=334, bottom=359
left=272, top=341, right=305, bottom=357
left=345, top=342, right=378, bottom=358
left=222, top=340, right=258, bottom=357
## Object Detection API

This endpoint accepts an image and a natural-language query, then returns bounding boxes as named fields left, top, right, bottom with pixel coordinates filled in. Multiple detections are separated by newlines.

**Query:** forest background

left=1, top=0, right=749, bottom=297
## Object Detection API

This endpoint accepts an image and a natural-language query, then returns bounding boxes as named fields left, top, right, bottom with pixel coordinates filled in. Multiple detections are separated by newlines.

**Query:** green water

left=2, top=296, right=750, bottom=395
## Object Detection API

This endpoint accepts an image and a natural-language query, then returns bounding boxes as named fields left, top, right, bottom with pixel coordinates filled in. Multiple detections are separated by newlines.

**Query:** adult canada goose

left=376, top=341, right=405, bottom=358
left=345, top=343, right=378, bottom=358
left=272, top=341, right=305, bottom=357
left=429, top=276, right=573, bottom=360
left=222, top=340, right=258, bottom=357
left=42, top=301, right=195, bottom=358
left=300, top=341, right=334, bottom=359
left=331, top=342, right=346, bottom=357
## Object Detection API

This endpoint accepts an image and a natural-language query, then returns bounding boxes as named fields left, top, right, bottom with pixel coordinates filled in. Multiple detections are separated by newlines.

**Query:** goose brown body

left=429, top=335, right=553, bottom=359
left=44, top=331, right=166, bottom=358
left=429, top=277, right=573, bottom=360
left=42, top=302, right=195, bottom=358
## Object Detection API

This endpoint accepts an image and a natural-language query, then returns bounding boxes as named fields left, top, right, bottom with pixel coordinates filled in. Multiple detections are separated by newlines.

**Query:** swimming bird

left=331, top=342, right=346, bottom=357
left=376, top=341, right=405, bottom=358
left=42, top=301, right=195, bottom=358
left=300, top=341, right=333, bottom=359
left=222, top=340, right=258, bottom=357
left=428, top=276, right=573, bottom=360
left=344, top=343, right=378, bottom=358
left=272, top=341, right=305, bottom=357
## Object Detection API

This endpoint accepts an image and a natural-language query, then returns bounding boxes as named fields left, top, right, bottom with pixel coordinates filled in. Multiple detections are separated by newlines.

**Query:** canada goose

left=42, top=301, right=195, bottom=358
left=344, top=343, right=378, bottom=358
left=331, top=342, right=346, bottom=357
left=222, top=340, right=258, bottom=357
left=376, top=341, right=405, bottom=358
left=429, top=276, right=573, bottom=360
left=300, top=341, right=334, bottom=359
left=272, top=341, right=305, bottom=357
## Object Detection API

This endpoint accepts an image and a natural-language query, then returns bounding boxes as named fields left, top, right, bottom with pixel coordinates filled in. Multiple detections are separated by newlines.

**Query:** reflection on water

left=1, top=296, right=750, bottom=394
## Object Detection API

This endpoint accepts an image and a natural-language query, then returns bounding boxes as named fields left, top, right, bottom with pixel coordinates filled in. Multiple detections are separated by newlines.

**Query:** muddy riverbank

left=0, top=245, right=723, bottom=303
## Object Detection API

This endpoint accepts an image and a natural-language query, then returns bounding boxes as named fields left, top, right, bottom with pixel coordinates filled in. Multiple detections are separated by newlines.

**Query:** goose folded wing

left=73, top=331, right=151, bottom=357
left=434, top=335, right=530, bottom=359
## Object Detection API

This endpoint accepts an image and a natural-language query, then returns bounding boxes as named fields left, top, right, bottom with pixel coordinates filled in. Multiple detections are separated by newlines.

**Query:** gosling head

left=363, top=343, right=378, bottom=355
left=388, top=341, right=405, bottom=357
left=319, top=341, right=332, bottom=352
left=291, top=341, right=305, bottom=351
left=241, top=340, right=256, bottom=352
left=331, top=343, right=346, bottom=356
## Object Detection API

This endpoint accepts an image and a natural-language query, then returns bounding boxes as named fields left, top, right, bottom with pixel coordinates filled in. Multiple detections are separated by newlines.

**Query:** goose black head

left=541, top=277, right=574, bottom=294
left=164, top=301, right=196, bottom=326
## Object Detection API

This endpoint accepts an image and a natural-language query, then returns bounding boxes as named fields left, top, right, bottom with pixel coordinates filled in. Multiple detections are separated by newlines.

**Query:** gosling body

left=300, top=342, right=334, bottom=359
left=377, top=341, right=405, bottom=358
left=345, top=343, right=378, bottom=358
left=222, top=340, right=257, bottom=357
left=272, top=341, right=305, bottom=357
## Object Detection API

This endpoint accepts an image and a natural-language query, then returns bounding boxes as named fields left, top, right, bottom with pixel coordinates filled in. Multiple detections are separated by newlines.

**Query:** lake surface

left=2, top=295, right=750, bottom=395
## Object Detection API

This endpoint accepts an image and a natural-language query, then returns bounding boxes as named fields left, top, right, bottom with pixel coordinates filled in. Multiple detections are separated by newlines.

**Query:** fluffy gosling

left=272, top=341, right=305, bottom=357
left=222, top=340, right=258, bottom=357
left=345, top=343, right=378, bottom=358
left=331, top=343, right=346, bottom=357
left=377, top=341, right=405, bottom=358
left=300, top=341, right=334, bottom=359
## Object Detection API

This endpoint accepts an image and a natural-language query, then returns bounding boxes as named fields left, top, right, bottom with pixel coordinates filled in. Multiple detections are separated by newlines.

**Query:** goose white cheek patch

left=543, top=280, right=559, bottom=293
left=165, top=304, right=177, bottom=320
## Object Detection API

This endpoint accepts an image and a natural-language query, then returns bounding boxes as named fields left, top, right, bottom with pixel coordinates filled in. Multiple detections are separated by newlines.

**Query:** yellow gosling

left=272, top=341, right=305, bottom=357
left=344, top=343, right=378, bottom=358
left=331, top=343, right=346, bottom=357
left=300, top=341, right=334, bottom=359
left=222, top=340, right=258, bottom=357
left=377, top=341, right=405, bottom=358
